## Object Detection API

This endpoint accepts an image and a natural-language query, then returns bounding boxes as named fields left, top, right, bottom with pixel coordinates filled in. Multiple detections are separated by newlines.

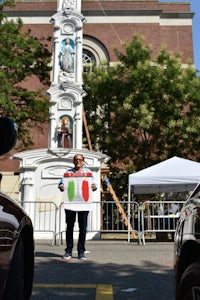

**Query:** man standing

left=58, top=154, right=97, bottom=260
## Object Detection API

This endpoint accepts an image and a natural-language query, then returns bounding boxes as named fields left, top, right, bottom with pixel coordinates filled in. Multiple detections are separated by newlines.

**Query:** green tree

left=0, top=6, right=51, bottom=149
left=0, top=0, right=15, bottom=21
left=83, top=35, right=200, bottom=178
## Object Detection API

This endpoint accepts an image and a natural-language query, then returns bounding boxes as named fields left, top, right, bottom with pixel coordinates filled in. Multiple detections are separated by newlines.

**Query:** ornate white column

left=48, top=0, right=86, bottom=150
left=52, top=26, right=61, bottom=83
left=75, top=33, right=83, bottom=84
left=12, top=0, right=110, bottom=242
left=21, top=170, right=36, bottom=222
left=74, top=100, right=82, bottom=148
left=57, top=0, right=62, bottom=12
left=49, top=99, right=57, bottom=148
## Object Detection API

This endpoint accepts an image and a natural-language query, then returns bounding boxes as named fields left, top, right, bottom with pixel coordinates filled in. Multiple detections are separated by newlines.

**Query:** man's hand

left=59, top=184, right=65, bottom=192
left=91, top=183, right=97, bottom=191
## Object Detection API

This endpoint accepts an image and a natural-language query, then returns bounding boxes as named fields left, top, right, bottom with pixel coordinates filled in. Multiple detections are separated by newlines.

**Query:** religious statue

left=59, top=38, right=75, bottom=75
left=57, top=116, right=72, bottom=148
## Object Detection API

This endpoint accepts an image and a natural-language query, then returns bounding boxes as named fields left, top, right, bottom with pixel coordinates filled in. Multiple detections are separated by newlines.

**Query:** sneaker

left=63, top=252, right=72, bottom=260
left=78, top=253, right=86, bottom=260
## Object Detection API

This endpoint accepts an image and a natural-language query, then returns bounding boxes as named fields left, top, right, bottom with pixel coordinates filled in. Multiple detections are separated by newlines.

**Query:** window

left=82, top=49, right=96, bottom=73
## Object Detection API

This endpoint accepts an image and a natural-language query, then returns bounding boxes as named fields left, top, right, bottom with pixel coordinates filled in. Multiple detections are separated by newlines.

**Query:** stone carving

left=62, top=0, right=76, bottom=11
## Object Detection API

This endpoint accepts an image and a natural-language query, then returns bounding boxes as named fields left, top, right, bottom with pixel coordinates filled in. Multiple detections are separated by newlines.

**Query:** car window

left=0, top=117, right=17, bottom=156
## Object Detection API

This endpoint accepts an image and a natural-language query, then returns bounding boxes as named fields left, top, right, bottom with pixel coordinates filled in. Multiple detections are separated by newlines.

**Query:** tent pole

left=128, top=184, right=131, bottom=243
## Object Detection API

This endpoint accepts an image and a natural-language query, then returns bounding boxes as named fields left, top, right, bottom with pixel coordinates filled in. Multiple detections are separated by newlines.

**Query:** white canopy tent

left=128, top=156, right=200, bottom=195
left=127, top=156, right=200, bottom=244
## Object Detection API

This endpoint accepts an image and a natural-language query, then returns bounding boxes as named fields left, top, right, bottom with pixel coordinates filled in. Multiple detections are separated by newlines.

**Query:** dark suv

left=174, top=184, right=200, bottom=300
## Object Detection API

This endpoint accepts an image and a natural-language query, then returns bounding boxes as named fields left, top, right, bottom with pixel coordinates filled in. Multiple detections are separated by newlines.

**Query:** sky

left=159, top=0, right=200, bottom=71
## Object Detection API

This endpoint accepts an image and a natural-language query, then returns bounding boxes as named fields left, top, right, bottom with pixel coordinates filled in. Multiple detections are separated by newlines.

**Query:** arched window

left=82, top=49, right=96, bottom=73
left=83, top=36, right=109, bottom=73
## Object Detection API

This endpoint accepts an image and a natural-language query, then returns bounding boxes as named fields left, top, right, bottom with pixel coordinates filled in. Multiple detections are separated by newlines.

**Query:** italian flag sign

left=63, top=172, right=93, bottom=211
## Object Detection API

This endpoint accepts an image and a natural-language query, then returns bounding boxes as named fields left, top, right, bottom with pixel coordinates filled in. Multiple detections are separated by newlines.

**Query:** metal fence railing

left=139, top=201, right=185, bottom=245
left=19, top=201, right=59, bottom=246
left=18, top=200, right=185, bottom=246
left=58, top=201, right=141, bottom=245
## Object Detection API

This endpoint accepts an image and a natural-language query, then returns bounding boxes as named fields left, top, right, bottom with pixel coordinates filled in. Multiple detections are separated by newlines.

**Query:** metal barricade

left=19, top=201, right=59, bottom=245
left=100, top=200, right=141, bottom=242
left=140, top=201, right=185, bottom=245
left=58, top=200, right=141, bottom=245
left=19, top=200, right=140, bottom=246
left=18, top=199, right=184, bottom=246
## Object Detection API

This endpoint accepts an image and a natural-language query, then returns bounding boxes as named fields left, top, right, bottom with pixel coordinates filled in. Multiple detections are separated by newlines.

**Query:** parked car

left=174, top=184, right=200, bottom=300
left=0, top=117, right=34, bottom=300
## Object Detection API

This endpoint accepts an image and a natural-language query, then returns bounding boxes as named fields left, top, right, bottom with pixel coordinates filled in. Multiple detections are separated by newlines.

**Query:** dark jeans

left=65, top=209, right=89, bottom=255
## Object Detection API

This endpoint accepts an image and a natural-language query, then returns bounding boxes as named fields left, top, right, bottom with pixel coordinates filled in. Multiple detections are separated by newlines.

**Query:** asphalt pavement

left=31, top=239, right=175, bottom=300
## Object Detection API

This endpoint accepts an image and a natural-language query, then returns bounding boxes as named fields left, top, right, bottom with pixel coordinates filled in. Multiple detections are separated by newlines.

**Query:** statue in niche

left=57, top=115, right=73, bottom=148
left=59, top=38, right=75, bottom=78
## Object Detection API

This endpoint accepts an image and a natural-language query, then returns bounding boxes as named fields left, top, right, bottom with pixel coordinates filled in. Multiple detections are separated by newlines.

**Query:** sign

left=63, top=172, right=93, bottom=211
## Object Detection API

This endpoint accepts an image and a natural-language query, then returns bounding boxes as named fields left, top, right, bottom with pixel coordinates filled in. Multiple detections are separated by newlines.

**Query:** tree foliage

left=0, top=6, right=51, bottom=149
left=83, top=35, right=200, bottom=179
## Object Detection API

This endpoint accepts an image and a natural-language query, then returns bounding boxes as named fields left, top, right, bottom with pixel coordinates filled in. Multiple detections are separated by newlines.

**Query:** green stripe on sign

left=68, top=180, right=75, bottom=201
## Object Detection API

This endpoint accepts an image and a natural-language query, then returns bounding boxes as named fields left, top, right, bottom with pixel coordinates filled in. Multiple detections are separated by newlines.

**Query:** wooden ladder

left=102, top=175, right=137, bottom=239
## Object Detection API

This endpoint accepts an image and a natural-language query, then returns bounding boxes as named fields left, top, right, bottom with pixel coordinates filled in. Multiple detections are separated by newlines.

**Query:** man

left=58, top=154, right=97, bottom=260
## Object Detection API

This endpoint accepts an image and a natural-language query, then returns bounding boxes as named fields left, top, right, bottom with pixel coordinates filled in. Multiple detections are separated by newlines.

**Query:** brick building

left=4, top=1, right=194, bottom=65
left=1, top=0, right=194, bottom=197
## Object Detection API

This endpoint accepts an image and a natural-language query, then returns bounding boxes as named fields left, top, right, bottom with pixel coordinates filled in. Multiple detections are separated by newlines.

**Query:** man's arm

left=58, top=178, right=65, bottom=192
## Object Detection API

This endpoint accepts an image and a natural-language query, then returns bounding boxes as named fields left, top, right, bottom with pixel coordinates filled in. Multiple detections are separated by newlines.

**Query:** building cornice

left=4, top=9, right=193, bottom=19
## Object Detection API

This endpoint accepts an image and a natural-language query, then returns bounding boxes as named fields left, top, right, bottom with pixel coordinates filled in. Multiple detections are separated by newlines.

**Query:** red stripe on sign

left=82, top=180, right=89, bottom=202
left=64, top=173, right=92, bottom=177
